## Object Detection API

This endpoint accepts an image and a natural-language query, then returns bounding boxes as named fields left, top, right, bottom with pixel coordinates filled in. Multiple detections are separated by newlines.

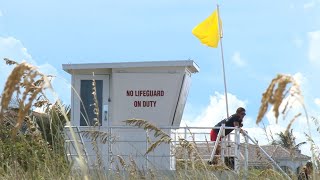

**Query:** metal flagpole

left=217, top=4, right=230, bottom=162
left=217, top=4, right=229, bottom=118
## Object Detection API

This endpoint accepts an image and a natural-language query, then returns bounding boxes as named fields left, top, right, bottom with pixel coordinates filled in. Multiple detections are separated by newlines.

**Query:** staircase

left=64, top=125, right=89, bottom=166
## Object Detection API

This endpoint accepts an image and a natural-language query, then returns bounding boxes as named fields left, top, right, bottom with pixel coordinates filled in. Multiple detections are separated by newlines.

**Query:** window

left=80, top=80, right=103, bottom=126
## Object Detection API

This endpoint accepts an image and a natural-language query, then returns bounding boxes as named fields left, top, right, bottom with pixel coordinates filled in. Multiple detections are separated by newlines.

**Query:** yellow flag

left=192, top=9, right=222, bottom=48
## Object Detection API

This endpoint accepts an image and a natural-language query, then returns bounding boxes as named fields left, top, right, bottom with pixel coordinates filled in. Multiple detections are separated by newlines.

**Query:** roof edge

left=62, top=60, right=200, bottom=74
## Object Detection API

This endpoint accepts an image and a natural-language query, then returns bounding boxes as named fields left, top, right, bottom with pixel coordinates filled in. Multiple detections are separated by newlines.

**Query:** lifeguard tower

left=62, top=60, right=199, bottom=170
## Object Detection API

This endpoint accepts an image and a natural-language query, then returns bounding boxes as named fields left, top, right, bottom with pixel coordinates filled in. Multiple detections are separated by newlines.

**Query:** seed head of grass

left=125, top=119, right=173, bottom=155
left=0, top=60, right=52, bottom=138
left=4, top=58, right=18, bottom=65
left=256, top=74, right=302, bottom=124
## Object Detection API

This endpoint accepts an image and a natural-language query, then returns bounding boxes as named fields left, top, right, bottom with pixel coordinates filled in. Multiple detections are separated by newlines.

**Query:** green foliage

left=34, top=102, right=70, bottom=154
left=0, top=122, right=69, bottom=179
left=0, top=59, right=70, bottom=179
left=272, top=129, right=306, bottom=150
left=1, top=59, right=319, bottom=179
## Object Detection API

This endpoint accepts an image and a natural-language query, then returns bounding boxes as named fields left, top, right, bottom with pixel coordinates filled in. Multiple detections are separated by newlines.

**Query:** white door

left=73, top=74, right=110, bottom=168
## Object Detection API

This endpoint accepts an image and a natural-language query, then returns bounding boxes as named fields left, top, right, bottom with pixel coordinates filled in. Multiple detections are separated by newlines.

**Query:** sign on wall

left=112, top=73, right=184, bottom=126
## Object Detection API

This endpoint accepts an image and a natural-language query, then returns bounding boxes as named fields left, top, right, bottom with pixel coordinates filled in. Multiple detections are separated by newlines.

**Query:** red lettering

left=134, top=101, right=141, bottom=107
left=142, top=101, right=156, bottom=107
left=127, top=90, right=133, bottom=96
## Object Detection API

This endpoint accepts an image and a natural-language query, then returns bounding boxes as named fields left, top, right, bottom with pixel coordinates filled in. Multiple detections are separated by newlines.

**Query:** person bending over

left=209, top=107, right=246, bottom=164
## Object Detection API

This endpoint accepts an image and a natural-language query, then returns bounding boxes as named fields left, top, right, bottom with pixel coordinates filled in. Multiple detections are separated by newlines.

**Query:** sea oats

left=256, top=74, right=300, bottom=124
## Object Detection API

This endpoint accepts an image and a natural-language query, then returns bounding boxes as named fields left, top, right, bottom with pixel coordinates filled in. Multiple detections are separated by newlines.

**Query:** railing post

left=244, top=133, right=249, bottom=180
left=221, top=124, right=225, bottom=164
left=171, top=128, right=177, bottom=170
left=209, top=126, right=224, bottom=163
left=108, top=126, right=113, bottom=169
left=146, top=129, right=149, bottom=170
left=184, top=127, right=188, bottom=170
left=234, top=127, right=240, bottom=173
left=227, top=134, right=231, bottom=157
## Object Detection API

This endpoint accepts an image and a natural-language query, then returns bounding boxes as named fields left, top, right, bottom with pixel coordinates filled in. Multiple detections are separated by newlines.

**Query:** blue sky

left=1, top=0, right=320, bottom=156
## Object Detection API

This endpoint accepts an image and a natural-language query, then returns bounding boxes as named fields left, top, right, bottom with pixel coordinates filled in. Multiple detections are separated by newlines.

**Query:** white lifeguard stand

left=62, top=60, right=199, bottom=170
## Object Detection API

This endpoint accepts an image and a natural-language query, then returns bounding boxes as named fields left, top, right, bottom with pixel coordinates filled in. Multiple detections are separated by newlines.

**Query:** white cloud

left=0, top=37, right=33, bottom=62
left=0, top=10, right=3, bottom=17
left=0, top=36, right=67, bottom=103
left=181, top=92, right=247, bottom=128
left=181, top=73, right=319, bottom=156
left=180, top=92, right=247, bottom=142
left=245, top=124, right=284, bottom=145
left=292, top=72, right=305, bottom=86
left=304, top=1, right=316, bottom=9
left=0, top=36, right=58, bottom=75
left=315, top=98, right=320, bottom=106
left=0, top=37, right=34, bottom=85
left=231, top=51, right=246, bottom=67
left=308, top=31, right=320, bottom=64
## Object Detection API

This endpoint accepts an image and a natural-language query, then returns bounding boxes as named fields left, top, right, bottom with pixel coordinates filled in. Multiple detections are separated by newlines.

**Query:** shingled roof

left=237, top=143, right=310, bottom=167
left=175, top=142, right=310, bottom=167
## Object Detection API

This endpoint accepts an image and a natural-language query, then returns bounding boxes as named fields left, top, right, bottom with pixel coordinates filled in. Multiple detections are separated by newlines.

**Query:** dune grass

left=0, top=59, right=319, bottom=179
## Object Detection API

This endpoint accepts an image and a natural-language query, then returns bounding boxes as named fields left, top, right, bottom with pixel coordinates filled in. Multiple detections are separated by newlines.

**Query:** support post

left=209, top=125, right=225, bottom=163
left=221, top=124, right=225, bottom=164
left=234, top=127, right=240, bottom=173
left=244, top=133, right=249, bottom=180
